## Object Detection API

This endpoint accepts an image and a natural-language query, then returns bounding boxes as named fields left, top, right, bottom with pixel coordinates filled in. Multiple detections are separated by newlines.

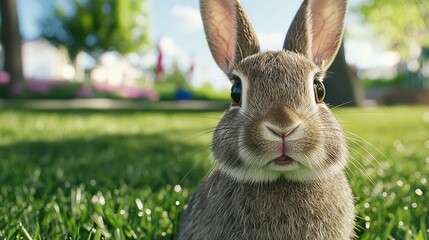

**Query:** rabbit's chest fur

left=179, top=171, right=355, bottom=240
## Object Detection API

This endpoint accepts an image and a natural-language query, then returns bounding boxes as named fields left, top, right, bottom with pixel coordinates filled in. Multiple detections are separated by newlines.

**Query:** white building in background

left=90, top=51, right=145, bottom=87
left=22, top=38, right=75, bottom=80
left=21, top=39, right=152, bottom=86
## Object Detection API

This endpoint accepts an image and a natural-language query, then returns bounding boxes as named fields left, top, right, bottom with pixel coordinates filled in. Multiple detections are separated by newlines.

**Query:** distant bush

left=0, top=78, right=158, bottom=100
left=361, top=72, right=408, bottom=89
left=154, top=61, right=229, bottom=101
left=154, top=82, right=229, bottom=101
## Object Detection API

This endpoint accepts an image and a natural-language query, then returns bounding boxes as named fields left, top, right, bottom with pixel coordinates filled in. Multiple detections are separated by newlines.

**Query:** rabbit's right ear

left=283, top=0, right=347, bottom=71
left=200, top=0, right=260, bottom=74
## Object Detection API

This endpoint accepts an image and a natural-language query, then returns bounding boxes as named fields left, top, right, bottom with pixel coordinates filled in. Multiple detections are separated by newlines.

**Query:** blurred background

left=1, top=0, right=429, bottom=239
left=0, top=0, right=428, bottom=106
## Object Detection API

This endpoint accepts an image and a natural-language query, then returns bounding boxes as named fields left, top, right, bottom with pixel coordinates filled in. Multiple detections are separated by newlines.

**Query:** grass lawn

left=0, top=106, right=428, bottom=239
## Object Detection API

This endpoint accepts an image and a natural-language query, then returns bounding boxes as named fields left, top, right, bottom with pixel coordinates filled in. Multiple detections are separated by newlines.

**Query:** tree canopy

left=41, top=0, right=151, bottom=61
left=359, top=0, right=429, bottom=58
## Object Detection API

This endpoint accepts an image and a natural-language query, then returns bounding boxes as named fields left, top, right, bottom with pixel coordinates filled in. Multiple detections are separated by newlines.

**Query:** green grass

left=0, top=107, right=428, bottom=239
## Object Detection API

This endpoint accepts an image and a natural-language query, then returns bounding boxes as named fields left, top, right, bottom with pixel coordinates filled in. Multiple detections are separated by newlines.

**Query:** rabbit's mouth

left=273, top=155, right=294, bottom=166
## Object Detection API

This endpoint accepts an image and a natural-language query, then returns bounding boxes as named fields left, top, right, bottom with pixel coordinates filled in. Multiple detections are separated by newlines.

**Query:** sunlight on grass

left=0, top=107, right=428, bottom=239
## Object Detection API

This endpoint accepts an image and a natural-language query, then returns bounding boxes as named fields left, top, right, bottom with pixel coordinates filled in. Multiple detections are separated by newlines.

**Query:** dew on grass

left=135, top=198, right=143, bottom=210
left=365, top=222, right=370, bottom=229
left=175, top=200, right=180, bottom=206
left=411, top=203, right=417, bottom=208
left=161, top=232, right=167, bottom=237
left=396, top=180, right=404, bottom=187
left=364, top=203, right=370, bottom=209
left=398, top=221, right=404, bottom=227
left=363, top=187, right=371, bottom=195
left=388, top=192, right=396, bottom=201
left=393, top=139, right=405, bottom=152
left=174, top=185, right=182, bottom=193
left=421, top=178, right=427, bottom=185
left=90, top=179, right=97, bottom=186
left=76, top=188, right=82, bottom=204
left=120, top=209, right=126, bottom=215
left=145, top=209, right=152, bottom=216
left=414, top=171, right=422, bottom=178
left=377, top=169, right=384, bottom=176
left=403, top=196, right=412, bottom=203
left=138, top=211, right=143, bottom=217
left=404, top=206, right=408, bottom=211
left=415, top=188, right=423, bottom=196
left=98, top=193, right=105, bottom=205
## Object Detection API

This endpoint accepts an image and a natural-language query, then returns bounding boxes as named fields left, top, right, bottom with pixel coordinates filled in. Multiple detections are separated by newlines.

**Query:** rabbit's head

left=201, top=0, right=348, bottom=182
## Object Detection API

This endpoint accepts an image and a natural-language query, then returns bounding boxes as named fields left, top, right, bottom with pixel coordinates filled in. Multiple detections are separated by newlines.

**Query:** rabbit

left=178, top=0, right=355, bottom=239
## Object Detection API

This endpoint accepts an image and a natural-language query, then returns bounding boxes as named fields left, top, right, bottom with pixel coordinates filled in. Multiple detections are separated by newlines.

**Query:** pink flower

left=75, top=86, right=93, bottom=98
left=0, top=71, right=11, bottom=84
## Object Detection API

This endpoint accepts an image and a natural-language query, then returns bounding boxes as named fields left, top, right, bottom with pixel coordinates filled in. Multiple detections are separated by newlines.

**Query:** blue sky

left=16, top=0, right=398, bottom=89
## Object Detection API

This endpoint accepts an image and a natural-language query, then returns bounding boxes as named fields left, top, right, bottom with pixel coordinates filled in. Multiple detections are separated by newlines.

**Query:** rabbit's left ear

left=283, top=0, right=347, bottom=71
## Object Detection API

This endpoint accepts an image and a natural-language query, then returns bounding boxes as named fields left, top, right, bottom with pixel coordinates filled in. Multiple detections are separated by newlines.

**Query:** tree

left=325, top=43, right=363, bottom=107
left=359, top=0, right=429, bottom=58
left=0, top=0, right=24, bottom=97
left=41, top=0, right=150, bottom=79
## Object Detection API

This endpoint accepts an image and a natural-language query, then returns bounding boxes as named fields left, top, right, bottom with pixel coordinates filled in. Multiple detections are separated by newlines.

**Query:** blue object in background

left=175, top=87, right=192, bottom=100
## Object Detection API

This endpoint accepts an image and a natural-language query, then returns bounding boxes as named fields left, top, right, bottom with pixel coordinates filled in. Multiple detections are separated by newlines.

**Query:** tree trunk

left=324, top=43, right=363, bottom=107
left=0, top=0, right=24, bottom=98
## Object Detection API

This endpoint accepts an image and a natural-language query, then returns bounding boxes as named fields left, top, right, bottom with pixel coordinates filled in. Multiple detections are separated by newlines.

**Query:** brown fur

left=179, top=171, right=354, bottom=239
left=178, top=0, right=354, bottom=239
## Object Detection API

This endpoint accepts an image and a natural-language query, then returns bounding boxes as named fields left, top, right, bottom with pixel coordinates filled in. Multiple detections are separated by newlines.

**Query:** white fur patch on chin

left=216, top=161, right=281, bottom=183
left=216, top=159, right=346, bottom=183
left=218, top=142, right=347, bottom=183
left=217, top=159, right=345, bottom=183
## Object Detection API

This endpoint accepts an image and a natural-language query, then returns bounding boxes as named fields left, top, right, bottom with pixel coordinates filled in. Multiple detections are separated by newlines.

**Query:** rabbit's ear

left=200, top=0, right=260, bottom=73
left=283, top=0, right=347, bottom=71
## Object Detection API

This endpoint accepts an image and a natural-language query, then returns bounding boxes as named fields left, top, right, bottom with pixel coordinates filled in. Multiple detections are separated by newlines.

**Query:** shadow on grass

left=0, top=132, right=212, bottom=193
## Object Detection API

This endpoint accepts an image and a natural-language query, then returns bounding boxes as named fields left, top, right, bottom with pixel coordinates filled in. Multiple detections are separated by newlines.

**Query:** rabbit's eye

left=313, top=79, right=326, bottom=103
left=230, top=76, right=242, bottom=106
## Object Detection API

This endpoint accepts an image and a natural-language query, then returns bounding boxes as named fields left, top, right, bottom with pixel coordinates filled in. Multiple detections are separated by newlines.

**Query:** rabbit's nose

left=264, top=122, right=300, bottom=140
left=264, top=123, right=299, bottom=139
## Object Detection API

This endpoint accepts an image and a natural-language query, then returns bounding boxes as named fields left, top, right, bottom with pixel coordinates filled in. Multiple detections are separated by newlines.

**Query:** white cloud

left=345, top=39, right=400, bottom=69
left=171, top=5, right=203, bottom=32
left=158, top=36, right=191, bottom=68
left=159, top=36, right=179, bottom=56
left=257, top=32, right=284, bottom=51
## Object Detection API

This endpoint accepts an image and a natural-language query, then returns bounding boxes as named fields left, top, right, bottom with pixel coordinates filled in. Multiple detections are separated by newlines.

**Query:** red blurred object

left=156, top=43, right=164, bottom=79
left=189, top=59, right=195, bottom=77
